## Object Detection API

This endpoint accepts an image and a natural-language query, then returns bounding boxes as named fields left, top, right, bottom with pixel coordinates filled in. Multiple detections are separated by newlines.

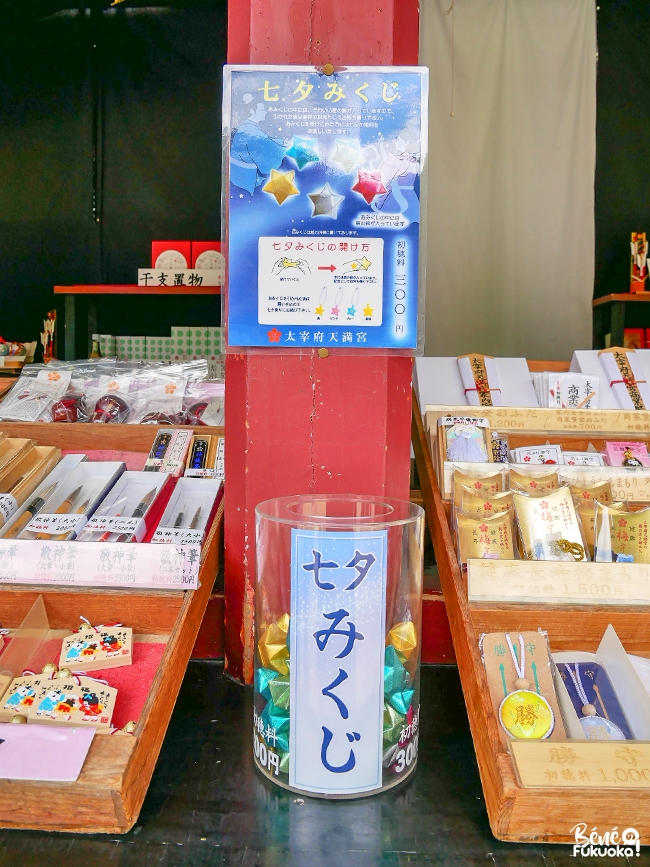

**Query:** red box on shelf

left=151, top=241, right=191, bottom=270
left=191, top=241, right=221, bottom=269
left=624, top=328, right=645, bottom=350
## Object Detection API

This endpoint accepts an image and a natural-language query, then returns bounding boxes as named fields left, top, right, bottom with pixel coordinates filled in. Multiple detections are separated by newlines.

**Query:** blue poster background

left=223, top=66, right=427, bottom=350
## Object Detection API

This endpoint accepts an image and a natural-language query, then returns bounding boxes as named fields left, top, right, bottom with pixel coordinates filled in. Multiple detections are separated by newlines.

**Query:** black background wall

left=0, top=0, right=226, bottom=356
left=595, top=0, right=650, bottom=300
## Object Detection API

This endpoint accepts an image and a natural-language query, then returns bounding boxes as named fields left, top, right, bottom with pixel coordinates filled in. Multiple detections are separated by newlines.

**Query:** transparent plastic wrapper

left=130, top=370, right=188, bottom=425
left=458, top=485, right=513, bottom=520
left=594, top=501, right=650, bottom=563
left=509, top=467, right=559, bottom=495
left=83, top=375, right=136, bottom=424
left=0, top=366, right=74, bottom=423
left=254, top=495, right=424, bottom=797
left=456, top=509, right=516, bottom=567
left=512, top=485, right=589, bottom=562
left=567, top=478, right=614, bottom=505
left=182, top=380, right=225, bottom=426
left=576, top=498, right=626, bottom=559
left=451, top=466, right=507, bottom=506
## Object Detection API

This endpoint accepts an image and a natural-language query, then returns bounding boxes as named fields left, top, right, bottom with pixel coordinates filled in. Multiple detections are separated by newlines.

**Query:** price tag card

left=0, top=494, right=18, bottom=524
left=0, top=540, right=201, bottom=589
left=59, top=627, right=133, bottom=672
left=511, top=740, right=650, bottom=789
left=151, top=528, right=205, bottom=545
left=468, top=559, right=650, bottom=606
left=82, top=516, right=146, bottom=542
left=26, top=514, right=88, bottom=536
left=28, top=676, right=117, bottom=732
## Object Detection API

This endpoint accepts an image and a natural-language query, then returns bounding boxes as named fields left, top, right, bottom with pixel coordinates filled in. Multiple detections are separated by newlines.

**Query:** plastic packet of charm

left=144, top=429, right=192, bottom=477
left=59, top=626, right=133, bottom=673
left=437, top=416, right=491, bottom=466
left=480, top=630, right=566, bottom=743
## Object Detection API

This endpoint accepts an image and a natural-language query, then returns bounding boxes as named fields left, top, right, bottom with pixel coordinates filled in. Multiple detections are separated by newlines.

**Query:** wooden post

left=224, top=0, right=420, bottom=682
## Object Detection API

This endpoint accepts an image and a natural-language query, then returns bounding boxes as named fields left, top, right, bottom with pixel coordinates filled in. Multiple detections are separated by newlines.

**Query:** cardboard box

left=624, top=328, right=645, bottom=350
left=191, top=241, right=221, bottom=269
left=117, top=336, right=146, bottom=361
left=99, top=335, right=117, bottom=357
left=145, top=337, right=173, bottom=361
left=151, top=241, right=191, bottom=270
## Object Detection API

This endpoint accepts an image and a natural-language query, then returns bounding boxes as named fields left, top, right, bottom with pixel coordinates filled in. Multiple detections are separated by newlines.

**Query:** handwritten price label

left=26, top=514, right=87, bottom=535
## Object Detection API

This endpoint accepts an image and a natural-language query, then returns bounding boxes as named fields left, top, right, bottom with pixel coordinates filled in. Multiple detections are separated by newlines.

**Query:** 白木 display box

left=412, top=396, right=650, bottom=845
left=0, top=422, right=223, bottom=833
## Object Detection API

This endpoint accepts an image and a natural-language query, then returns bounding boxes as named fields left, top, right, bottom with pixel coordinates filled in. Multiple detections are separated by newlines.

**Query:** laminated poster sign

left=223, top=65, right=428, bottom=350
left=290, top=528, right=387, bottom=794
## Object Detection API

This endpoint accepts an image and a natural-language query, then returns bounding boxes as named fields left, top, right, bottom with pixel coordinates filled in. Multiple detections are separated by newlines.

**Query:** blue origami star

left=285, top=137, right=319, bottom=170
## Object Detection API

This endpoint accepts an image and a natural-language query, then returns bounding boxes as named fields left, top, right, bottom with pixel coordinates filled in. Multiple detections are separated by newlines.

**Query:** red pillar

left=224, top=0, right=421, bottom=682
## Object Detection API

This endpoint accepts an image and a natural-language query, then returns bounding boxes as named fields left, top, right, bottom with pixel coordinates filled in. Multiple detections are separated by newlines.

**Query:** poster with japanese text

left=290, top=529, right=387, bottom=794
left=223, top=66, right=428, bottom=350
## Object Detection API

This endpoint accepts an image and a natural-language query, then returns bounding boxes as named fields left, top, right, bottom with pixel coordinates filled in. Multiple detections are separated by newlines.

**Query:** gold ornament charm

left=41, top=662, right=58, bottom=676
left=56, top=668, right=72, bottom=680
left=388, top=621, right=417, bottom=660
left=10, top=714, right=27, bottom=724
left=122, top=720, right=137, bottom=734
left=258, top=614, right=290, bottom=675
left=555, top=539, right=585, bottom=561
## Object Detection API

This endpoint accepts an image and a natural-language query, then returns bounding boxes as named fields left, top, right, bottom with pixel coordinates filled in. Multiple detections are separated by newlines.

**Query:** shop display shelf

left=0, top=424, right=224, bottom=833
left=412, top=392, right=650, bottom=844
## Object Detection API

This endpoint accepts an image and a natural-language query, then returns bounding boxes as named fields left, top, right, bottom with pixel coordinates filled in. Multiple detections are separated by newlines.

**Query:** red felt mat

left=62, top=449, right=147, bottom=470
left=19, top=637, right=166, bottom=730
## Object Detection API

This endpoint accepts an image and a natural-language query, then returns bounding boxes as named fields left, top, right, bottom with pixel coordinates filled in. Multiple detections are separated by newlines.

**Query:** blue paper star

left=347, top=305, right=356, bottom=316
left=285, top=137, right=319, bottom=170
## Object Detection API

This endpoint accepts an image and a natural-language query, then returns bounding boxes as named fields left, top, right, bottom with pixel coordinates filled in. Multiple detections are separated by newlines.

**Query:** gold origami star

left=357, top=256, right=371, bottom=270
left=315, top=304, right=325, bottom=316
left=363, top=304, right=374, bottom=317
left=258, top=613, right=290, bottom=674
left=262, top=170, right=299, bottom=205
left=388, top=621, right=417, bottom=660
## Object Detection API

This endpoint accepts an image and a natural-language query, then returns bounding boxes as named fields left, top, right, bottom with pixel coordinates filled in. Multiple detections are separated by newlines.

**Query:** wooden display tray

left=0, top=423, right=224, bottom=833
left=412, top=393, right=650, bottom=844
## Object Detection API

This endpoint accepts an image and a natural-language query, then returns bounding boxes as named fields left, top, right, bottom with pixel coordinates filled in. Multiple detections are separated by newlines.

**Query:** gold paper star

left=262, top=169, right=299, bottom=205
left=388, top=621, right=417, bottom=660
left=363, top=304, right=374, bottom=317
left=315, top=304, right=325, bottom=316
left=258, top=613, right=290, bottom=674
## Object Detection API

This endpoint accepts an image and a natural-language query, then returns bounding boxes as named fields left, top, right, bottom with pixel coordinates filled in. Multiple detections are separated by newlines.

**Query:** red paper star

left=267, top=328, right=282, bottom=343
left=351, top=171, right=387, bottom=204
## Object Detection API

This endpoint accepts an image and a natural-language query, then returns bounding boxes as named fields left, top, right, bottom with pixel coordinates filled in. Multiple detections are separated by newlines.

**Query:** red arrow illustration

left=318, top=264, right=336, bottom=272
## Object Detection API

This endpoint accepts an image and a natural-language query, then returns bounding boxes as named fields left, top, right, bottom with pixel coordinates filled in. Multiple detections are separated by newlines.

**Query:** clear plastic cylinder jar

left=253, top=495, right=424, bottom=798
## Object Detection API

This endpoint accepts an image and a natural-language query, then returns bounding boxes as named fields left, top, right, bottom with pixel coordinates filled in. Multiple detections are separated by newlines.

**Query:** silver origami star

left=307, top=183, right=344, bottom=218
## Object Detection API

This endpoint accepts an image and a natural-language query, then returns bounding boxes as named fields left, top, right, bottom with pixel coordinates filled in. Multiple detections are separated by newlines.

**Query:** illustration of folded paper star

left=285, top=136, right=320, bottom=170
left=383, top=702, right=405, bottom=746
left=268, top=675, right=290, bottom=710
left=262, top=169, right=300, bottom=205
left=388, top=621, right=417, bottom=660
left=256, top=667, right=280, bottom=700
left=258, top=613, right=290, bottom=674
left=330, top=138, right=361, bottom=174
left=307, top=183, right=344, bottom=218
left=230, top=120, right=285, bottom=195
left=351, top=170, right=387, bottom=204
